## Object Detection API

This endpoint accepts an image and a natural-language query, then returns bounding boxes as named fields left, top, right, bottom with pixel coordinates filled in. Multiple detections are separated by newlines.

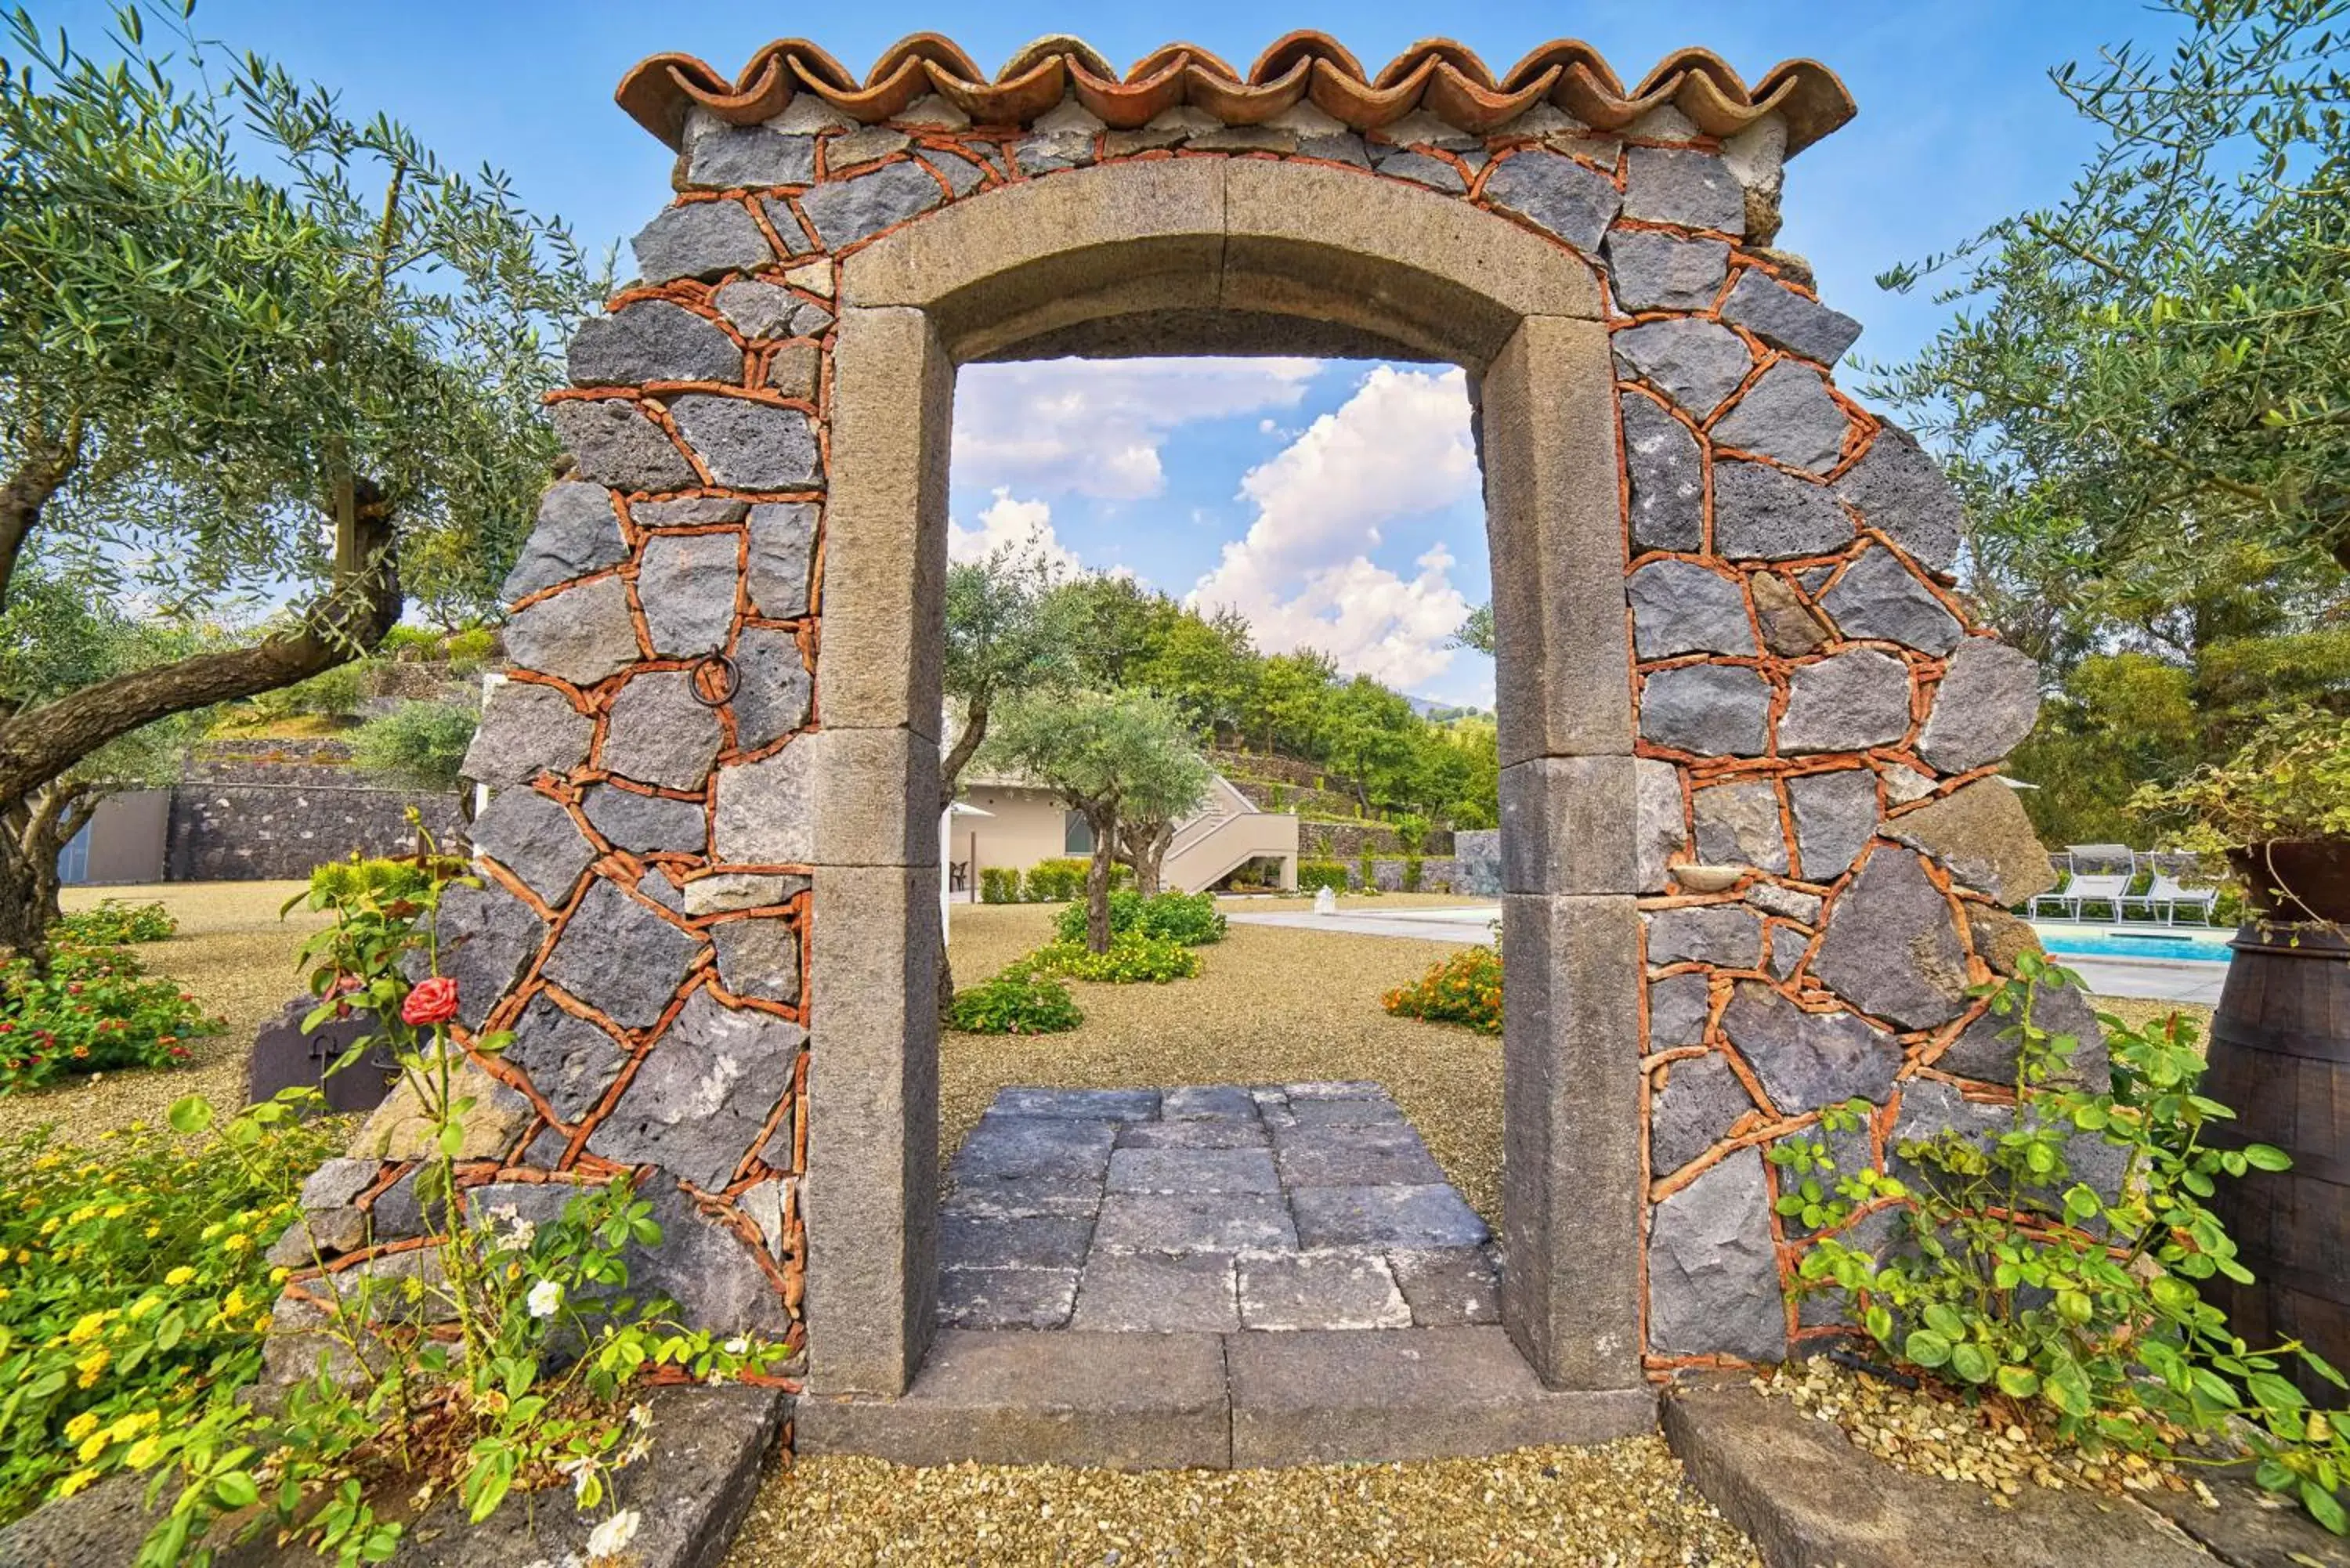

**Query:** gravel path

left=722, top=1440, right=1761, bottom=1567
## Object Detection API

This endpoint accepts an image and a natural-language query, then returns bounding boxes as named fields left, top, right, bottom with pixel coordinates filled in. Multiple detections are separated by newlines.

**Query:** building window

left=1063, top=811, right=1092, bottom=854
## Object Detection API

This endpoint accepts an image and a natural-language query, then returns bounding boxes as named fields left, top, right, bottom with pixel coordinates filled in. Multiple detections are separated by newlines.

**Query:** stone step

left=794, top=1327, right=1659, bottom=1470
left=795, top=1330, right=1232, bottom=1468
left=1227, top=1328, right=1658, bottom=1465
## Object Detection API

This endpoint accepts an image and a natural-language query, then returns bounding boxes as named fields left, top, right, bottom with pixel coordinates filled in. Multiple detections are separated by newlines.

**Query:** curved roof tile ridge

left=615, top=32, right=1856, bottom=154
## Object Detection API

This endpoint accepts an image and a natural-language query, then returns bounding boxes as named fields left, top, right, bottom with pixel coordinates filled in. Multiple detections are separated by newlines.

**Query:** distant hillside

left=1408, top=696, right=1493, bottom=724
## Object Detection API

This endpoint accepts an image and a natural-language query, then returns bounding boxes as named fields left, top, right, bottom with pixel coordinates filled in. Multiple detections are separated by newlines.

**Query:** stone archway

left=284, top=32, right=2069, bottom=1467
left=812, top=156, right=1639, bottom=1402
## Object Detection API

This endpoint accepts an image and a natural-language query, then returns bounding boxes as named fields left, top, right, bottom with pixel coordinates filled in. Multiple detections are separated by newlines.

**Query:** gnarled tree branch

left=0, top=482, right=403, bottom=808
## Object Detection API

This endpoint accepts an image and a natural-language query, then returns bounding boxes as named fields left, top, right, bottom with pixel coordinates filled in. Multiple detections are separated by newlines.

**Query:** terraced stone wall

left=275, top=79, right=2076, bottom=1391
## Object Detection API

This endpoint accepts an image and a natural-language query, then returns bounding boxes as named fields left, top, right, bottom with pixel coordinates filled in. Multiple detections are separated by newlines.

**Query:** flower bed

left=1382, top=945, right=1502, bottom=1035
left=0, top=945, right=219, bottom=1092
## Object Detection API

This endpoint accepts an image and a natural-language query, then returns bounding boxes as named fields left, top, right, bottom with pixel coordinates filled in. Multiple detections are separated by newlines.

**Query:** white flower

left=586, top=1508, right=641, bottom=1560
left=526, top=1280, right=562, bottom=1319
left=721, top=1336, right=748, bottom=1356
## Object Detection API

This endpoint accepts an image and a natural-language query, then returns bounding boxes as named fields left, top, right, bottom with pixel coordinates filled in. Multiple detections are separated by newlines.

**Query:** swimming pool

left=2034, top=926, right=2232, bottom=964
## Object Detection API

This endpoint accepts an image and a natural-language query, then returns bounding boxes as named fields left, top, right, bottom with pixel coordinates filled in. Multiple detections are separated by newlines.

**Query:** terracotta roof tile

left=616, top=32, right=1855, bottom=155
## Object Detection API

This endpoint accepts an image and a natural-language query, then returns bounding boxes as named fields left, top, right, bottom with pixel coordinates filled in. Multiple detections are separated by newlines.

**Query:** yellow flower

left=103, top=1205, right=126, bottom=1219
left=125, top=1436, right=163, bottom=1469
left=63, top=1411, right=99, bottom=1443
left=109, top=1411, right=157, bottom=1440
left=222, top=1234, right=251, bottom=1254
left=74, top=1347, right=108, bottom=1387
left=164, top=1266, right=196, bottom=1287
left=76, top=1431, right=108, bottom=1463
left=222, top=1288, right=248, bottom=1317
left=54, top=1469, right=99, bottom=1500
left=65, top=1311, right=107, bottom=1345
left=38, top=1219, right=59, bottom=1237
left=143, top=1225, right=161, bottom=1240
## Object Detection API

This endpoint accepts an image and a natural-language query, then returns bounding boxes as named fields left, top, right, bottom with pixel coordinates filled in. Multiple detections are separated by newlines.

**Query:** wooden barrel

left=2200, top=921, right=2350, bottom=1399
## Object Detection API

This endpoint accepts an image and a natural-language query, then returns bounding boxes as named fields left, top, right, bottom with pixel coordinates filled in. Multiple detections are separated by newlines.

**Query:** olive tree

left=940, top=542, right=1079, bottom=809
left=983, top=689, right=1211, bottom=951
left=0, top=2, right=592, bottom=957
left=0, top=570, right=204, bottom=937
left=1867, top=0, right=2350, bottom=839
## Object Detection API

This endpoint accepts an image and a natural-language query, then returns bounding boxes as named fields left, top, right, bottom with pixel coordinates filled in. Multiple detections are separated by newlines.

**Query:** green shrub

left=349, top=699, right=478, bottom=793
left=444, top=627, right=498, bottom=677
left=49, top=899, right=175, bottom=945
left=0, top=1111, right=338, bottom=1523
left=1358, top=846, right=1376, bottom=891
left=1026, top=934, right=1202, bottom=984
left=1024, top=858, right=1085, bottom=901
left=1051, top=891, right=1226, bottom=948
left=948, top=970, right=1083, bottom=1033
left=0, top=946, right=220, bottom=1092
left=1297, top=861, right=1350, bottom=895
left=1022, top=858, right=1129, bottom=902
left=1382, top=944, right=1502, bottom=1034
left=1776, top=952, right=2350, bottom=1535
left=979, top=867, right=1021, bottom=905
left=1401, top=854, right=1424, bottom=893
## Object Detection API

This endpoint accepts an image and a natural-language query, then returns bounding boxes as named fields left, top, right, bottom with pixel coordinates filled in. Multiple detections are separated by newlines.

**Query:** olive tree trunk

left=1083, top=804, right=1120, bottom=954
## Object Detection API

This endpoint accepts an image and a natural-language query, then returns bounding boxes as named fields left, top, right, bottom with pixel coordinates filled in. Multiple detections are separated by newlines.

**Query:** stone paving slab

left=1237, top=1249, right=1411, bottom=1330
left=992, top=1087, right=1162, bottom=1121
left=1271, top=1122, right=1445, bottom=1186
left=935, top=1266, right=1079, bottom=1330
left=1290, top=1183, right=1490, bottom=1249
left=1095, top=1191, right=1300, bottom=1253
left=1107, top=1146, right=1281, bottom=1194
left=939, top=1212, right=1094, bottom=1271
left=1073, top=1252, right=1239, bottom=1332
left=938, top=1083, right=1502, bottom=1335
left=1390, top=1245, right=1504, bottom=1326
left=1116, top=1119, right=1269, bottom=1150
left=1162, top=1084, right=1259, bottom=1120
left=951, top=1115, right=1118, bottom=1180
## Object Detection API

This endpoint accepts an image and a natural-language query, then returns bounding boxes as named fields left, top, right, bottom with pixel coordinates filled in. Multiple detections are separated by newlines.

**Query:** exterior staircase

left=1160, top=774, right=1298, bottom=893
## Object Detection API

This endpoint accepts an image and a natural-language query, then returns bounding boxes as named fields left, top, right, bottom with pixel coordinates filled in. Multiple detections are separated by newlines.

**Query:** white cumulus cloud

left=947, top=489, right=1081, bottom=577
left=1186, top=366, right=1480, bottom=691
left=953, top=357, right=1321, bottom=500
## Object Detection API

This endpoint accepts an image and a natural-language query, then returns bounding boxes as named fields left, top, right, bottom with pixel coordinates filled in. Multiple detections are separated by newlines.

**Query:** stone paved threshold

left=0, top=1382, right=786, bottom=1568
left=938, top=1083, right=1501, bottom=1334
left=795, top=1328, right=1658, bottom=1469
left=1663, top=1377, right=2350, bottom=1568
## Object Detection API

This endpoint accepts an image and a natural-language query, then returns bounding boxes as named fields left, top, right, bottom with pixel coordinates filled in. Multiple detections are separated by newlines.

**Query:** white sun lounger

left=2035, top=846, right=2136, bottom=921
left=2124, top=870, right=2220, bottom=926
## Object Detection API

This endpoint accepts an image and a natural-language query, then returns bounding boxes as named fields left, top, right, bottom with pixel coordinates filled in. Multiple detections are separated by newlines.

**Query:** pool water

left=2036, top=927, right=2232, bottom=965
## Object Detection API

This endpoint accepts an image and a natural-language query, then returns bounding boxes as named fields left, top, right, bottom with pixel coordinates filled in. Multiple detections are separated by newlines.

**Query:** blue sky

left=45, top=0, right=2180, bottom=705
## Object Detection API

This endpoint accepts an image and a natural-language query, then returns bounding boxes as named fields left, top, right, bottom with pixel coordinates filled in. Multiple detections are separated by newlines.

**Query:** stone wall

left=279, top=38, right=2078, bottom=1391
left=167, top=740, right=466, bottom=880
left=1453, top=829, right=1502, bottom=896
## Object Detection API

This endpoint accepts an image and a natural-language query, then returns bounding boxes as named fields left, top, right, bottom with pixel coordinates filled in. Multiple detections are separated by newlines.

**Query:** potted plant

left=2131, top=707, right=2350, bottom=924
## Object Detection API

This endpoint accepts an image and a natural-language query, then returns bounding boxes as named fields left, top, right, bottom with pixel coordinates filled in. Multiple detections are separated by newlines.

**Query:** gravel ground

left=722, top=1439, right=1762, bottom=1568
left=0, top=881, right=327, bottom=1145
left=944, top=901, right=1502, bottom=1219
